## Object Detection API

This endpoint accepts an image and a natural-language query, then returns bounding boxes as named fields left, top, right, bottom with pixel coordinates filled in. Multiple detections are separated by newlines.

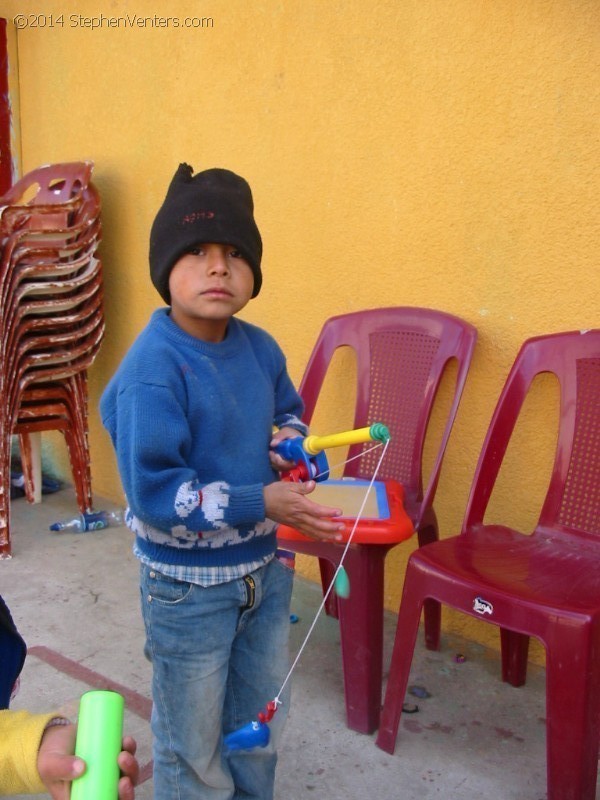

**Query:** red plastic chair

left=0, top=161, right=92, bottom=208
left=0, top=164, right=102, bottom=557
left=0, top=323, right=104, bottom=557
left=16, top=375, right=94, bottom=512
left=277, top=307, right=477, bottom=732
left=376, top=329, right=600, bottom=800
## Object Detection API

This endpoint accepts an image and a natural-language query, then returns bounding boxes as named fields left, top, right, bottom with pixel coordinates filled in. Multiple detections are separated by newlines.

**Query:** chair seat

left=412, top=526, right=600, bottom=616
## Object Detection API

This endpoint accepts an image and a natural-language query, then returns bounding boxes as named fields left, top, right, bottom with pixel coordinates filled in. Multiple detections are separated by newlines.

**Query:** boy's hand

left=37, top=723, right=139, bottom=800
left=269, top=427, right=303, bottom=472
left=264, top=480, right=345, bottom=541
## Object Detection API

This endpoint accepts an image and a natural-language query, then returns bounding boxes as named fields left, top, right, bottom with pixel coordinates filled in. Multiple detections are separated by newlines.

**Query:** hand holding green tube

left=71, top=691, right=125, bottom=800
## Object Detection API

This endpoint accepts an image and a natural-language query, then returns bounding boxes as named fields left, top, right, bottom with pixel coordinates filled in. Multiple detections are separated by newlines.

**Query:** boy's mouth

left=201, top=286, right=233, bottom=297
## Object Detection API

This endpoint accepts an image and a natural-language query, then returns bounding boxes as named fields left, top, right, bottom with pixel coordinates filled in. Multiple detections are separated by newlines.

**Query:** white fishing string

left=274, top=438, right=390, bottom=706
left=312, top=441, right=385, bottom=481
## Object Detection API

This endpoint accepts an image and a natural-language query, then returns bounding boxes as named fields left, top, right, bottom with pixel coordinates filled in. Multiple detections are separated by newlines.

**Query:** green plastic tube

left=71, top=690, right=124, bottom=800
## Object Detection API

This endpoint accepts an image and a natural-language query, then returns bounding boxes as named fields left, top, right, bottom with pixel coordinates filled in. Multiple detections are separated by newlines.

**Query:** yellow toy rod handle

left=302, top=423, right=390, bottom=455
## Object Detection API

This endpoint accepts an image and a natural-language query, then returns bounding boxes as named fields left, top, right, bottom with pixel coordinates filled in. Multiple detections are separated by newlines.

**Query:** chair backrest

left=0, top=184, right=101, bottom=273
left=0, top=161, right=93, bottom=206
left=299, top=307, right=477, bottom=529
left=463, top=329, right=600, bottom=542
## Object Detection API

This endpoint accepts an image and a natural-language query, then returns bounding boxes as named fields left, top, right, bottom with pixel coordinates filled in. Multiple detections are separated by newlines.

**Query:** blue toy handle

left=273, top=437, right=329, bottom=482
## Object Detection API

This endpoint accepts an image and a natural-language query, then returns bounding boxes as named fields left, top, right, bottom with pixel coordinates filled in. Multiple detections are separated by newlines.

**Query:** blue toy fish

left=223, top=700, right=279, bottom=751
left=224, top=719, right=270, bottom=751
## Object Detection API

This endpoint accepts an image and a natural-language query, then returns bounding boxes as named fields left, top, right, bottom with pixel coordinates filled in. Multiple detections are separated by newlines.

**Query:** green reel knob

left=369, top=423, right=391, bottom=442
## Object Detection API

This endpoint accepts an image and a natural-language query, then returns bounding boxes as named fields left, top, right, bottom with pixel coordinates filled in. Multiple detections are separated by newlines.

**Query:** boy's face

left=168, top=243, right=255, bottom=342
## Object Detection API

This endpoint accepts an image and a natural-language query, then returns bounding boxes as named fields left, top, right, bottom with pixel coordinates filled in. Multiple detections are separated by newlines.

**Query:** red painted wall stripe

left=0, top=18, right=12, bottom=194
left=28, top=645, right=152, bottom=720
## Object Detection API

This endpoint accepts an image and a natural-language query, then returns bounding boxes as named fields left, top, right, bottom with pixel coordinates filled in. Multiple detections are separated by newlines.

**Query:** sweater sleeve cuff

left=226, top=484, right=266, bottom=527
left=0, top=710, right=61, bottom=794
left=278, top=420, right=308, bottom=436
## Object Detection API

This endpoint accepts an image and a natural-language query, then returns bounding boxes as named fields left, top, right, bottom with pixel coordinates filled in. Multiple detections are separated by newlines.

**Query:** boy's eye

left=228, top=249, right=242, bottom=258
left=187, top=247, right=204, bottom=256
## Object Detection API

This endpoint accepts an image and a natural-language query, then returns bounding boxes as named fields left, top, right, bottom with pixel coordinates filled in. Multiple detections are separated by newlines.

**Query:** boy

left=100, top=163, right=344, bottom=800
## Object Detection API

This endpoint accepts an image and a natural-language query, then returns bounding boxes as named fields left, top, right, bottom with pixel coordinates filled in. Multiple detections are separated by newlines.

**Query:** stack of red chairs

left=0, top=162, right=104, bottom=558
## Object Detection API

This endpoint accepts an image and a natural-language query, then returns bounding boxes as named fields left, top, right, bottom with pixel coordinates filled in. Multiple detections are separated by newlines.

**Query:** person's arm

left=109, top=383, right=267, bottom=534
left=0, top=709, right=57, bottom=794
left=266, top=358, right=345, bottom=540
left=268, top=425, right=345, bottom=542
left=0, top=710, right=139, bottom=799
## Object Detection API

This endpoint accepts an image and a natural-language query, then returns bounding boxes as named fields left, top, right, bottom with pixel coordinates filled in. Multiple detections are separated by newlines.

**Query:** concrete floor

left=1, top=486, right=576, bottom=799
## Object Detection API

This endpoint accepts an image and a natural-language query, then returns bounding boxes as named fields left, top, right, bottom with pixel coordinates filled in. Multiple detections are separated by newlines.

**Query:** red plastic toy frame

left=278, top=477, right=413, bottom=545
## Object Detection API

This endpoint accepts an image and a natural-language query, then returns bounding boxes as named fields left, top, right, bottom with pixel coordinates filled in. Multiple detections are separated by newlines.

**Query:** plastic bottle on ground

left=49, top=509, right=124, bottom=533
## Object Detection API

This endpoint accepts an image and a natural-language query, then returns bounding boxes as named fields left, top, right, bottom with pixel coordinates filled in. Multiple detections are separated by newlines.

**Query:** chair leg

left=376, top=564, right=425, bottom=754
left=63, top=428, right=93, bottom=512
left=336, top=545, right=388, bottom=734
left=0, top=430, right=13, bottom=558
left=544, top=626, right=600, bottom=800
left=417, top=521, right=441, bottom=650
left=318, top=558, right=339, bottom=618
left=66, top=376, right=94, bottom=512
left=18, top=432, right=42, bottom=504
left=500, top=628, right=529, bottom=686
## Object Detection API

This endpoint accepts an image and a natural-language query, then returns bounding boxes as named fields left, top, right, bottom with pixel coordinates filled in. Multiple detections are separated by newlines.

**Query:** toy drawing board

left=310, top=479, right=387, bottom=519
left=277, top=478, right=414, bottom=545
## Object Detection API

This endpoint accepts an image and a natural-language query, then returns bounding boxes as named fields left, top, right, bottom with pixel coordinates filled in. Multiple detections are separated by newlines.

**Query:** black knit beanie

left=149, top=163, right=263, bottom=303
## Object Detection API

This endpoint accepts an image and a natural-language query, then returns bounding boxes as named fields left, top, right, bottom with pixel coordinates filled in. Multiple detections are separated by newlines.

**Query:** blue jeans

left=140, top=557, right=294, bottom=800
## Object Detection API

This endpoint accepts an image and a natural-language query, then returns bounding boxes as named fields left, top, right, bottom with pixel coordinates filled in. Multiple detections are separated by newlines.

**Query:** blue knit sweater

left=100, top=309, right=307, bottom=568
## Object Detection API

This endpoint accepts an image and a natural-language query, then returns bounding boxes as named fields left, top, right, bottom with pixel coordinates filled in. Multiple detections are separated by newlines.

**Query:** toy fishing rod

left=273, top=422, right=390, bottom=484
left=224, top=423, right=391, bottom=752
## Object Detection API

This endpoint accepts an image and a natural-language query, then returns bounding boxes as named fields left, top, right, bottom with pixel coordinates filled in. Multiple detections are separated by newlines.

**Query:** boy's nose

left=207, top=248, right=229, bottom=274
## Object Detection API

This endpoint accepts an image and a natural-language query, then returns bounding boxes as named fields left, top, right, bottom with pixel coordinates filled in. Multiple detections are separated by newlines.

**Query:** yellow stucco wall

left=2, top=0, right=599, bottom=660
